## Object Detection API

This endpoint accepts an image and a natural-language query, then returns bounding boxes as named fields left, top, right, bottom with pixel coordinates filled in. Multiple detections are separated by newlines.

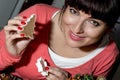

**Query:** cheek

left=85, top=27, right=106, bottom=39
left=62, top=14, right=78, bottom=27
left=84, top=29, right=104, bottom=45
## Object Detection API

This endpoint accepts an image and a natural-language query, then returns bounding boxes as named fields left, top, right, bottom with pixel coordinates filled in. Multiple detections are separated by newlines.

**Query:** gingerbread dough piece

left=20, top=14, right=36, bottom=39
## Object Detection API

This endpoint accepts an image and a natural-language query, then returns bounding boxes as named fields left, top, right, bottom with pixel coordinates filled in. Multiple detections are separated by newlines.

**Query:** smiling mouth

left=69, top=31, right=85, bottom=41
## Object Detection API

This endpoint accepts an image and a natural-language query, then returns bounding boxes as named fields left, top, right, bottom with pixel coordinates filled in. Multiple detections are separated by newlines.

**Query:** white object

left=36, top=57, right=48, bottom=76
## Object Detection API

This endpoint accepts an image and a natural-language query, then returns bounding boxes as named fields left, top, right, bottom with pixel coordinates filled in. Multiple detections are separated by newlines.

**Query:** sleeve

left=93, top=41, right=119, bottom=77
left=0, top=30, right=22, bottom=70
left=19, top=4, right=59, bottom=22
left=0, top=4, right=39, bottom=70
left=19, top=4, right=38, bottom=17
left=0, top=4, right=58, bottom=70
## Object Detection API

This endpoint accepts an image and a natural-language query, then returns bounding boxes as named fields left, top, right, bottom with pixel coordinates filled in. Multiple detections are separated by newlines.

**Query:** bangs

left=66, top=0, right=114, bottom=13
left=64, top=0, right=119, bottom=27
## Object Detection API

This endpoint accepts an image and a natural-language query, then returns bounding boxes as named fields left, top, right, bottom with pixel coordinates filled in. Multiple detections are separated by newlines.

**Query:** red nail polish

left=20, top=33, right=25, bottom=37
left=23, top=16, right=27, bottom=19
left=21, top=21, right=26, bottom=25
left=45, top=67, right=49, bottom=71
left=18, top=26, right=22, bottom=30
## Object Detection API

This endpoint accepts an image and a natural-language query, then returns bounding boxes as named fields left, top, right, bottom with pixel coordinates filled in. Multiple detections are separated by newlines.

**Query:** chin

left=67, top=41, right=83, bottom=48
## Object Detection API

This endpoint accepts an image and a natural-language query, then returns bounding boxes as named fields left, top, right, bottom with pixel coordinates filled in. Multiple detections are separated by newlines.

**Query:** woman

left=0, top=0, right=119, bottom=80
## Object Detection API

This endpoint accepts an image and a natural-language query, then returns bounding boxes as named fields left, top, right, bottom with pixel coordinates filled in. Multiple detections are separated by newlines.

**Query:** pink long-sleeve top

left=0, top=4, right=119, bottom=80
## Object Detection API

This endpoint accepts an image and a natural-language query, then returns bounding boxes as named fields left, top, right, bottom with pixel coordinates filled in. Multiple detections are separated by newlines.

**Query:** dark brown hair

left=60, top=0, right=120, bottom=28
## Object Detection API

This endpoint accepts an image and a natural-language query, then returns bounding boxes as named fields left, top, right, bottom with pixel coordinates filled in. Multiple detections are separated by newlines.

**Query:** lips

left=69, top=31, right=85, bottom=41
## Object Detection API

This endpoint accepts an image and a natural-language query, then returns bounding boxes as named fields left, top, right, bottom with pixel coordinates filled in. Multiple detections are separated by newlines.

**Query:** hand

left=46, top=66, right=69, bottom=80
left=4, top=16, right=32, bottom=56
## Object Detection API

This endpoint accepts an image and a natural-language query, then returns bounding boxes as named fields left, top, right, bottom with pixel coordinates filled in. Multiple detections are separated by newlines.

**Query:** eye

left=69, top=8, right=79, bottom=15
left=89, top=20, right=100, bottom=26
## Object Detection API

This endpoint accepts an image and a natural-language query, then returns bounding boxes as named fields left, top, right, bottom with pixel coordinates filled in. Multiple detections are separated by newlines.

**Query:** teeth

left=72, top=33, right=79, bottom=38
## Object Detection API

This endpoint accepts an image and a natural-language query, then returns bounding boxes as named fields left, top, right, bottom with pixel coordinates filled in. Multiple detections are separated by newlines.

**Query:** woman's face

left=61, top=6, right=108, bottom=48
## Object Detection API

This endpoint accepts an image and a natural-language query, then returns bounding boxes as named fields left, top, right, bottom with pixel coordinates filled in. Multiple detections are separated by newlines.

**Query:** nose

left=73, top=19, right=85, bottom=34
left=73, top=11, right=91, bottom=34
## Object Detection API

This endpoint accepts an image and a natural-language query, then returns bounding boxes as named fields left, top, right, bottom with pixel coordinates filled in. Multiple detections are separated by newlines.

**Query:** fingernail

left=45, top=66, right=49, bottom=71
left=18, top=26, right=22, bottom=30
left=21, top=21, right=26, bottom=25
left=20, top=33, right=25, bottom=37
left=23, top=16, right=27, bottom=19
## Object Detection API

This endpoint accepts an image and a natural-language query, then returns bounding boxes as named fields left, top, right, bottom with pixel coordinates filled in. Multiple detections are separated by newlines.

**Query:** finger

left=46, top=73, right=58, bottom=80
left=7, top=18, right=26, bottom=26
left=4, top=25, right=23, bottom=38
left=48, top=67, right=68, bottom=78
left=13, top=16, right=23, bottom=20
left=6, top=33, right=26, bottom=42
left=13, top=15, right=27, bottom=21
left=4, top=25, right=21, bottom=32
left=8, top=19, right=20, bottom=26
